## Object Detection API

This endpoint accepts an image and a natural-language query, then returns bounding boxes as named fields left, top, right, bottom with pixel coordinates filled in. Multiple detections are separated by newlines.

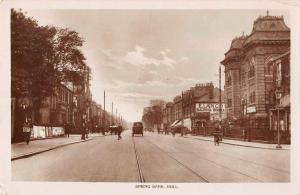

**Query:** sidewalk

left=184, top=135, right=290, bottom=150
left=11, top=135, right=95, bottom=161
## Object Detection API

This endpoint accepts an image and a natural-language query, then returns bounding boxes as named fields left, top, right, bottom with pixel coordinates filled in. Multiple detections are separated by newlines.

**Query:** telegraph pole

left=103, top=90, right=106, bottom=131
left=111, top=102, right=114, bottom=125
left=219, top=65, right=222, bottom=121
left=116, top=108, right=118, bottom=123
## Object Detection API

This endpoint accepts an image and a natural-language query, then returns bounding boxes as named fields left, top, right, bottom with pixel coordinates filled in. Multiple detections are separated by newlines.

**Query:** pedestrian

left=23, top=118, right=33, bottom=144
left=64, top=123, right=70, bottom=138
left=81, top=122, right=86, bottom=140
left=117, top=123, right=123, bottom=140
left=171, top=128, right=175, bottom=137
left=85, top=126, right=89, bottom=139
left=101, top=126, right=106, bottom=136
left=214, top=123, right=220, bottom=146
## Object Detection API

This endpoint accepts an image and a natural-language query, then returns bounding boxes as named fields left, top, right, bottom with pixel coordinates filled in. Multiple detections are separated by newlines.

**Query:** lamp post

left=242, top=98, right=247, bottom=141
left=275, top=90, right=283, bottom=149
left=241, top=98, right=245, bottom=140
left=21, top=103, right=27, bottom=122
left=18, top=97, right=30, bottom=123
left=85, top=99, right=91, bottom=139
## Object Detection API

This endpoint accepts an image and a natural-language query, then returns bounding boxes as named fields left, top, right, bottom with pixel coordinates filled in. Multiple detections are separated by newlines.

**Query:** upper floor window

left=265, top=63, right=273, bottom=75
left=226, top=73, right=232, bottom=86
left=227, top=99, right=232, bottom=108
left=241, top=71, right=245, bottom=86
left=249, top=65, right=255, bottom=78
left=249, top=91, right=256, bottom=104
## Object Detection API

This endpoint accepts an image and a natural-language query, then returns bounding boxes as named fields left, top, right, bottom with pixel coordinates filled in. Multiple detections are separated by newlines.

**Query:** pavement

left=184, top=134, right=290, bottom=150
left=11, top=134, right=105, bottom=160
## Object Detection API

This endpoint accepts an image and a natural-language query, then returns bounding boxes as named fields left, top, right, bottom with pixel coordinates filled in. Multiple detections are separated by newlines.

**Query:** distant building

left=90, top=101, right=102, bottom=132
left=162, top=102, right=174, bottom=130
left=186, top=83, right=225, bottom=134
left=173, top=95, right=182, bottom=121
left=221, top=13, right=290, bottom=140
left=168, top=82, right=225, bottom=134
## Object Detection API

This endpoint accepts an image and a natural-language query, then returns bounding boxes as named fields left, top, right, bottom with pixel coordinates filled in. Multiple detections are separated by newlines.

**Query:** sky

left=22, top=9, right=289, bottom=122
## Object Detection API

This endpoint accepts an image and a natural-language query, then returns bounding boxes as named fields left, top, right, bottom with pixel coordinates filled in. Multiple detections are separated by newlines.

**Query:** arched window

left=266, top=63, right=273, bottom=75
left=226, top=72, right=232, bottom=86
left=249, top=65, right=255, bottom=78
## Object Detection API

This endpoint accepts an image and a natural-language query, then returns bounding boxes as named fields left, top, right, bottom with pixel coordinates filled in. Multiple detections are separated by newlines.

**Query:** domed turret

left=230, top=34, right=247, bottom=49
left=244, top=12, right=290, bottom=46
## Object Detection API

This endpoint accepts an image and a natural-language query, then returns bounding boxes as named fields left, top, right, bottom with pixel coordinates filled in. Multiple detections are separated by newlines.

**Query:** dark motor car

left=132, top=122, right=143, bottom=136
left=109, top=125, right=118, bottom=135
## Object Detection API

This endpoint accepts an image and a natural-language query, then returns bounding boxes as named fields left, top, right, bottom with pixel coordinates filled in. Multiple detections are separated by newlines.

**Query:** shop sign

left=196, top=103, right=225, bottom=113
left=246, top=106, right=256, bottom=113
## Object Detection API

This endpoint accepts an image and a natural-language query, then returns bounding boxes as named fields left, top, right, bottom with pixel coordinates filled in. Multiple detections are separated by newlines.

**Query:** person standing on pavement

left=171, top=128, right=175, bottom=137
left=81, top=122, right=86, bottom=140
left=85, top=125, right=89, bottom=139
left=214, top=123, right=220, bottom=146
left=23, top=118, right=33, bottom=144
left=117, top=123, right=123, bottom=140
left=64, top=123, right=70, bottom=138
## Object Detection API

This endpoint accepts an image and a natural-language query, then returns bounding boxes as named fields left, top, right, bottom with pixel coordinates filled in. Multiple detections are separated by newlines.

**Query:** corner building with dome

left=221, top=13, right=290, bottom=142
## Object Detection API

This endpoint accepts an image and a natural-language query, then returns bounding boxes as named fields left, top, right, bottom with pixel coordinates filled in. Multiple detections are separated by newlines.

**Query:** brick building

left=221, top=13, right=290, bottom=140
left=162, top=102, right=174, bottom=130
left=173, top=95, right=182, bottom=121
left=11, top=66, right=93, bottom=142
left=171, top=83, right=225, bottom=134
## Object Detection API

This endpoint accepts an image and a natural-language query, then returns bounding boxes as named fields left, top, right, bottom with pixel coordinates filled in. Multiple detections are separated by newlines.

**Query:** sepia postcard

left=1, top=0, right=300, bottom=195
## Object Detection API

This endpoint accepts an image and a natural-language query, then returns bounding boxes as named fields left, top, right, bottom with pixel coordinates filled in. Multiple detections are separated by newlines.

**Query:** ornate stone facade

left=221, top=14, right=290, bottom=140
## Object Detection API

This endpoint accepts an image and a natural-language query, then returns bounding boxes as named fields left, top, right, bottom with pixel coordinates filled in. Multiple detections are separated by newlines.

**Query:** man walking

left=23, top=118, right=33, bottom=144
left=64, top=123, right=70, bottom=138
left=117, top=123, right=123, bottom=140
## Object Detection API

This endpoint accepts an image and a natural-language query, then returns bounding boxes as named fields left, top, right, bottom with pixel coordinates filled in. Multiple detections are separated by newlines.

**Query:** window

left=226, top=73, right=232, bottom=86
left=249, top=91, right=256, bottom=104
left=265, top=63, right=273, bottom=75
left=249, top=65, right=255, bottom=78
left=241, top=72, right=245, bottom=86
left=227, top=99, right=232, bottom=108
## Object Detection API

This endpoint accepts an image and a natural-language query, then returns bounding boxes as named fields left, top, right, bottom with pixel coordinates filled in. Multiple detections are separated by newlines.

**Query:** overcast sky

left=22, top=9, right=289, bottom=122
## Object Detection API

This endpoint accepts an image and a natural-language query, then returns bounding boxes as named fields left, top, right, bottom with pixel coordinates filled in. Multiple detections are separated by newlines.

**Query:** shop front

left=269, top=94, right=290, bottom=144
left=192, top=103, right=226, bottom=135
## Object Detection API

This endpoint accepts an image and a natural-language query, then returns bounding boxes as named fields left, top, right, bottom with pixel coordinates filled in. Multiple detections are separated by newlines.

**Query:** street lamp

left=241, top=98, right=245, bottom=140
left=275, top=90, right=283, bottom=149
left=81, top=113, right=87, bottom=140
left=18, top=97, right=30, bottom=123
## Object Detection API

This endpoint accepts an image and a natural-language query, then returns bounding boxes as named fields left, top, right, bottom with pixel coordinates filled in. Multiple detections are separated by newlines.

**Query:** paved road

left=12, top=131, right=289, bottom=182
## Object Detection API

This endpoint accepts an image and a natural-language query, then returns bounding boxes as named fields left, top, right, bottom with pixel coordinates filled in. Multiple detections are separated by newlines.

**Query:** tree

left=11, top=9, right=88, bottom=121
left=142, top=99, right=165, bottom=128
left=11, top=9, right=56, bottom=99
left=11, top=9, right=88, bottom=103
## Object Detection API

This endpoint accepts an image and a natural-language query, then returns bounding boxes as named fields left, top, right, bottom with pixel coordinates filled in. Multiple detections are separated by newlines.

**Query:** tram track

left=132, top=137, right=145, bottom=183
left=133, top=135, right=209, bottom=183
left=145, top=135, right=288, bottom=182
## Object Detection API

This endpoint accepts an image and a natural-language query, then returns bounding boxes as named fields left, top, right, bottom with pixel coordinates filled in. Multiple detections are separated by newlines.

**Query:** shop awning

left=280, top=94, right=290, bottom=107
left=182, top=118, right=192, bottom=130
left=170, top=120, right=180, bottom=127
